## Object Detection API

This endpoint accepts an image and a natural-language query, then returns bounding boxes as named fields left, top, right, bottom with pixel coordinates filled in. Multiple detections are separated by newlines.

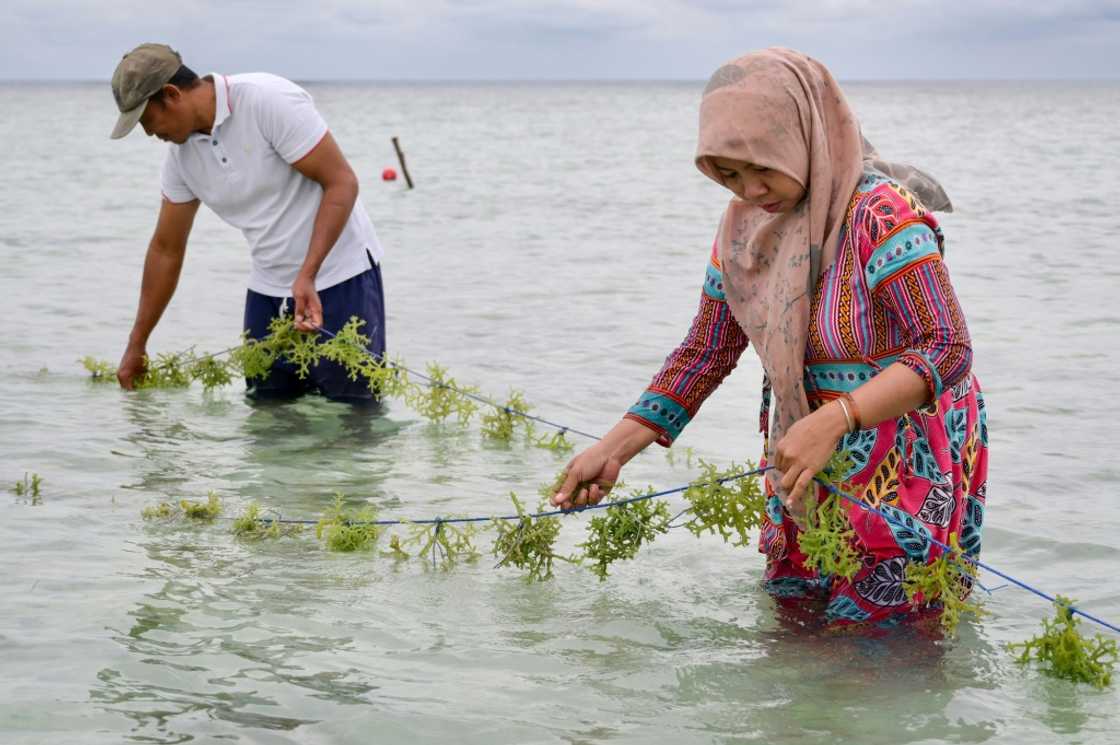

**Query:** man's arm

left=288, top=132, right=360, bottom=331
left=117, top=197, right=200, bottom=389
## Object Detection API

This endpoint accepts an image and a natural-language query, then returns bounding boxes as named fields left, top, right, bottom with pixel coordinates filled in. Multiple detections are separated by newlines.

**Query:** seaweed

left=681, top=460, right=766, bottom=547
left=797, top=451, right=861, bottom=580
left=13, top=472, right=43, bottom=504
left=80, top=356, right=116, bottom=382
left=492, top=492, right=571, bottom=582
left=231, top=502, right=303, bottom=540
left=481, top=391, right=531, bottom=442
left=179, top=492, right=222, bottom=520
left=315, top=494, right=382, bottom=552
left=1009, top=595, right=1118, bottom=688
left=901, top=532, right=984, bottom=634
left=578, top=491, right=671, bottom=581
left=398, top=518, right=480, bottom=569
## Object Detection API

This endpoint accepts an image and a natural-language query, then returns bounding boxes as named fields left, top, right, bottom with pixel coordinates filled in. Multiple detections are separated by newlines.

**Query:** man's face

left=138, top=86, right=193, bottom=144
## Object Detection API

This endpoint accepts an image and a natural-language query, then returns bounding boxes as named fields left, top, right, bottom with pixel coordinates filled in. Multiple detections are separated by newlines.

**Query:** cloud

left=0, top=0, right=1117, bottom=79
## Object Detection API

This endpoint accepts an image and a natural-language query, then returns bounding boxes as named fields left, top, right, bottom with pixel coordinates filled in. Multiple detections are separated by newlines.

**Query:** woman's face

left=708, top=156, right=806, bottom=214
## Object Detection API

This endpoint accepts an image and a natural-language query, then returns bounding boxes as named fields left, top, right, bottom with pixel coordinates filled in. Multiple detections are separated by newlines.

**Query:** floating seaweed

left=1009, top=595, right=1118, bottom=688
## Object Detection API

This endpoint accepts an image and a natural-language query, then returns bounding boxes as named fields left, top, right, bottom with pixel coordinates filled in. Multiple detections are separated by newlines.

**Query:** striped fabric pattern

left=627, top=171, right=972, bottom=439
left=624, top=245, right=748, bottom=446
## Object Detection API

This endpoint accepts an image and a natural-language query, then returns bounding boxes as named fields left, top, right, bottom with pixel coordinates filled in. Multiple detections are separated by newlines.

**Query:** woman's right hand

left=550, top=444, right=624, bottom=511
left=550, top=417, right=660, bottom=510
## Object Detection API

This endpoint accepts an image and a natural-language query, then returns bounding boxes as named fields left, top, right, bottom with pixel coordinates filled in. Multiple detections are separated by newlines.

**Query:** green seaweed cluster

left=80, top=356, right=116, bottom=382
left=406, top=363, right=478, bottom=425
left=83, top=317, right=573, bottom=457
left=181, top=493, right=223, bottom=520
left=399, top=518, right=481, bottom=569
left=231, top=502, right=303, bottom=540
left=578, top=492, right=672, bottom=581
left=142, top=492, right=222, bottom=521
left=902, top=533, right=985, bottom=634
left=797, top=451, right=862, bottom=580
left=492, top=492, right=571, bottom=582
left=681, top=460, right=766, bottom=547
left=532, top=428, right=576, bottom=454
left=315, top=494, right=382, bottom=552
left=1009, top=596, right=1118, bottom=689
left=798, top=491, right=861, bottom=580
left=13, top=472, right=43, bottom=504
left=481, top=391, right=532, bottom=442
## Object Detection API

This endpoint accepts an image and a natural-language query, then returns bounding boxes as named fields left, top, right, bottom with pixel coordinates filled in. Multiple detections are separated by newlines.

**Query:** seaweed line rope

left=246, top=468, right=770, bottom=527
left=312, top=324, right=602, bottom=442
left=227, top=466, right=1120, bottom=631
left=292, top=324, right=1117, bottom=635
left=133, top=322, right=601, bottom=441
left=144, top=322, right=1119, bottom=635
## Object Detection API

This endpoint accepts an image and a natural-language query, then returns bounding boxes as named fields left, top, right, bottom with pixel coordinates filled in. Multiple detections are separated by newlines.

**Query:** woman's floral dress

left=625, top=171, right=989, bottom=629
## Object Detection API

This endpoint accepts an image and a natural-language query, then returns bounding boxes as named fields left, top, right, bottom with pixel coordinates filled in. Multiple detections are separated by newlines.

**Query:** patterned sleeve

left=861, top=206, right=973, bottom=399
left=624, top=245, right=749, bottom=446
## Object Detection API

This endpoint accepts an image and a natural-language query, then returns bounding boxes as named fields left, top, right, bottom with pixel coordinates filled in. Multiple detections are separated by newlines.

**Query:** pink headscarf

left=695, top=48, right=950, bottom=463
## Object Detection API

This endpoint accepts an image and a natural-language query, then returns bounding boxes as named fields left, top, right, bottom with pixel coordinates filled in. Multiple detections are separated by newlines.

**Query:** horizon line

left=1, top=76, right=1118, bottom=85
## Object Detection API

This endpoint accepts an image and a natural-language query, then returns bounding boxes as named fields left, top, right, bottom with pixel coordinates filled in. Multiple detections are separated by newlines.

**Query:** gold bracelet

left=840, top=391, right=863, bottom=431
left=835, top=397, right=855, bottom=434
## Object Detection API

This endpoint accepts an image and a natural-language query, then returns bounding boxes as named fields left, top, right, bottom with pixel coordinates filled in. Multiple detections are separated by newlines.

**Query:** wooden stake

left=391, top=136, right=414, bottom=189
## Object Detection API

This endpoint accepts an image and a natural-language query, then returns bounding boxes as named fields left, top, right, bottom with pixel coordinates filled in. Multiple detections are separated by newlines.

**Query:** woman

left=551, top=48, right=988, bottom=629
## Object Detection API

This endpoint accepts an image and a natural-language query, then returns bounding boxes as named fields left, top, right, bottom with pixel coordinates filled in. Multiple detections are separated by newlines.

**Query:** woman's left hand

left=773, top=400, right=849, bottom=521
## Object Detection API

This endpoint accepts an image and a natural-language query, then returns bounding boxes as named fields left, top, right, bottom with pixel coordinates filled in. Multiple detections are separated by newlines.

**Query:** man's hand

left=117, top=343, right=148, bottom=389
left=290, top=132, right=359, bottom=316
left=291, top=275, right=323, bottom=331
left=119, top=197, right=198, bottom=391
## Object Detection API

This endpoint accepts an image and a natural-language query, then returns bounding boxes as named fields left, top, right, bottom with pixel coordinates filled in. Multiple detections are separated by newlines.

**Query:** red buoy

left=381, top=167, right=398, bottom=182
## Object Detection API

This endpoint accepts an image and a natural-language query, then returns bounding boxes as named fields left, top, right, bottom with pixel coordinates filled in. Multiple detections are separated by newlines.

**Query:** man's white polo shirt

left=160, top=73, right=383, bottom=297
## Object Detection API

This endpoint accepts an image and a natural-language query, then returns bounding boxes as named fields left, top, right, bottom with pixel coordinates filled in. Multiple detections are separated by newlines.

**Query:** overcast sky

left=2, top=0, right=1118, bottom=81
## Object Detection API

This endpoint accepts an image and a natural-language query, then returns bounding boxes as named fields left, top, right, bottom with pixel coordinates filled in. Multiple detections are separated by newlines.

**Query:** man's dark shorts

left=243, top=256, right=386, bottom=404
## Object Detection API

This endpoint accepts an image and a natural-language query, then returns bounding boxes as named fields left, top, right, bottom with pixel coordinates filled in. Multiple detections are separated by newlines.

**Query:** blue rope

left=229, top=462, right=1119, bottom=636
left=216, top=322, right=1117, bottom=635
left=242, top=467, right=772, bottom=527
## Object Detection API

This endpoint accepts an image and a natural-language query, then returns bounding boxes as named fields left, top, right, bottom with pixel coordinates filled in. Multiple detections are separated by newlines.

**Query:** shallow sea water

left=0, top=80, right=1118, bottom=743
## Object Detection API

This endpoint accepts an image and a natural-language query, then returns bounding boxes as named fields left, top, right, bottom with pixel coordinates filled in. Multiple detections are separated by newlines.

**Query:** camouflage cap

left=109, top=43, right=182, bottom=139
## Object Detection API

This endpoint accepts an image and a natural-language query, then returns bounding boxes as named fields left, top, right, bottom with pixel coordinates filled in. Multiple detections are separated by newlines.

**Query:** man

left=110, top=43, right=386, bottom=404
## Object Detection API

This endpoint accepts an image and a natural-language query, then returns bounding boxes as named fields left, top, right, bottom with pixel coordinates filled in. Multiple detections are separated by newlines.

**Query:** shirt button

left=212, top=140, right=218, bottom=146
left=221, top=157, right=227, bottom=163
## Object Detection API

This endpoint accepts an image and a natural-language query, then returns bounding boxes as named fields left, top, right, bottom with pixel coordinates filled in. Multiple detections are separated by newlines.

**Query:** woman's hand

left=549, top=444, right=624, bottom=511
left=548, top=417, right=659, bottom=511
left=773, top=400, right=849, bottom=521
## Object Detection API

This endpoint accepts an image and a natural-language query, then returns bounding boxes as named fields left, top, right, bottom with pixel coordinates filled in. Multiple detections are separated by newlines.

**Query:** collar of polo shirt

left=211, top=74, right=232, bottom=129
left=193, top=73, right=232, bottom=140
